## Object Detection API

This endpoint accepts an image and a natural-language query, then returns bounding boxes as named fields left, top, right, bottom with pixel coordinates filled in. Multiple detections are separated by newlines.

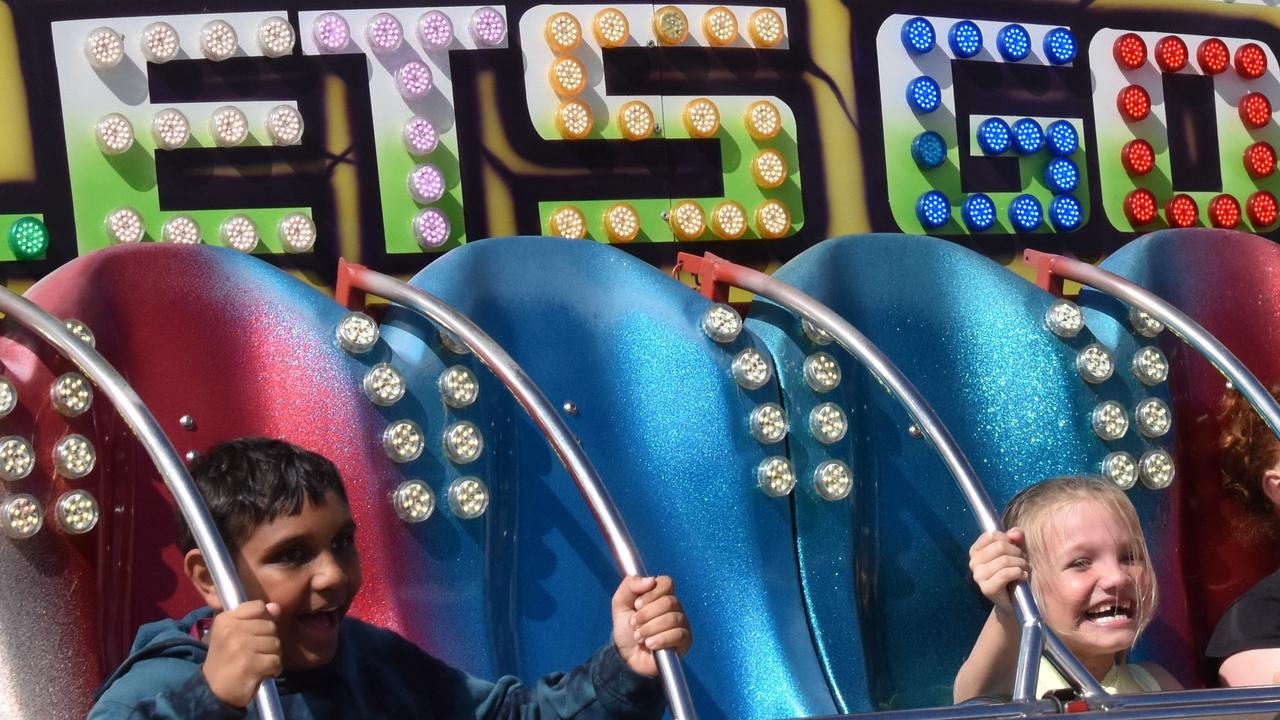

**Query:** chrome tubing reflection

left=340, top=262, right=697, bottom=720
left=0, top=287, right=285, bottom=720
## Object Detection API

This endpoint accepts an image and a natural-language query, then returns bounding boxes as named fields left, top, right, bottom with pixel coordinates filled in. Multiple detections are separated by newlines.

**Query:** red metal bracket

left=334, top=257, right=368, bottom=311
left=1023, top=249, right=1065, bottom=297
left=673, top=251, right=733, bottom=303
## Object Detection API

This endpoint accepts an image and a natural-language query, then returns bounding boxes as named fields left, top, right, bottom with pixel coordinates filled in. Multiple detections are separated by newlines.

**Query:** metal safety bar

left=674, top=252, right=1108, bottom=703
left=0, top=288, right=286, bottom=720
left=1025, top=249, right=1280, bottom=444
left=335, top=260, right=697, bottom=720
left=789, top=684, right=1280, bottom=720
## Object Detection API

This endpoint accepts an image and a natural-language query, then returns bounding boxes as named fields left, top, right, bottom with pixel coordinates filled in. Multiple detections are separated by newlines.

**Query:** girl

left=953, top=476, right=1180, bottom=702
left=1207, top=385, right=1280, bottom=686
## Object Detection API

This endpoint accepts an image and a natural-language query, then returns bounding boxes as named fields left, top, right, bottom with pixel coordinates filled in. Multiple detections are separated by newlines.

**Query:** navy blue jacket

left=89, top=608, right=666, bottom=719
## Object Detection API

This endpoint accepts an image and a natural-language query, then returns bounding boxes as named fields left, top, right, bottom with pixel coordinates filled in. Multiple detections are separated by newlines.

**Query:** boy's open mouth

left=1082, top=601, right=1134, bottom=625
left=295, top=608, right=341, bottom=633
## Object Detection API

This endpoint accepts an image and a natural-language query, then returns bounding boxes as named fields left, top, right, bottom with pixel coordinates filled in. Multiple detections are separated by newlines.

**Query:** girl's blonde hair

left=1001, top=476, right=1158, bottom=640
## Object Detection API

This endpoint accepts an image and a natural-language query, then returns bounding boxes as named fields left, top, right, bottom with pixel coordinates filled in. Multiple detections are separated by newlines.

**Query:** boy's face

left=233, top=491, right=362, bottom=671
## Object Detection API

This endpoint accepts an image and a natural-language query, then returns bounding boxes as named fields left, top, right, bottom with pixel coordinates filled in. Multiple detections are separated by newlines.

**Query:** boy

left=90, top=438, right=692, bottom=718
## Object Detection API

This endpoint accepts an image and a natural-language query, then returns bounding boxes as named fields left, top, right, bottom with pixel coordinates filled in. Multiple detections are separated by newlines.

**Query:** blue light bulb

left=1044, top=157, right=1079, bottom=194
left=901, top=17, right=935, bottom=55
left=916, top=190, right=951, bottom=229
left=1008, top=194, right=1043, bottom=231
left=911, top=131, right=948, bottom=169
left=1043, top=27, right=1076, bottom=65
left=997, top=24, right=1031, bottom=62
left=1011, top=118, right=1044, bottom=155
left=1045, top=120, right=1078, bottom=157
left=1049, top=195, right=1083, bottom=231
left=905, top=76, right=942, bottom=114
left=962, top=194, right=996, bottom=231
left=976, top=117, right=1011, bottom=155
left=948, top=20, right=982, bottom=59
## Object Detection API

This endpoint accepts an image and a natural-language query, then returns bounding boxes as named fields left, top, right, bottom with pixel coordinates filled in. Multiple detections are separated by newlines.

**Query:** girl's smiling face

left=1033, top=498, right=1152, bottom=674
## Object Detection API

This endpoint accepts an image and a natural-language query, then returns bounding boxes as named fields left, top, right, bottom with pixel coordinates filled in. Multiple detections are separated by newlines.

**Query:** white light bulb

left=383, top=420, right=425, bottom=463
left=106, top=207, right=145, bottom=244
left=211, top=106, right=249, bottom=147
left=1139, top=449, right=1175, bottom=489
left=749, top=403, right=787, bottom=444
left=53, top=433, right=96, bottom=479
left=219, top=215, right=259, bottom=252
left=448, top=476, right=490, bottom=518
left=55, top=490, right=99, bottom=534
left=756, top=456, right=795, bottom=497
left=1091, top=400, right=1129, bottom=441
left=278, top=213, right=316, bottom=253
left=201, top=19, right=239, bottom=61
left=152, top=108, right=191, bottom=150
left=163, top=215, right=201, bottom=244
left=96, top=113, right=135, bottom=155
left=266, top=105, right=304, bottom=146
left=1135, top=397, right=1172, bottom=438
left=363, top=363, right=405, bottom=406
left=813, top=460, right=853, bottom=501
left=336, top=312, right=378, bottom=354
left=1045, top=299, right=1084, bottom=338
left=702, top=304, right=742, bottom=343
left=141, top=22, right=180, bottom=63
left=1102, top=451, right=1138, bottom=490
left=443, top=421, right=484, bottom=464
left=258, top=16, right=296, bottom=57
left=439, top=365, right=479, bottom=408
left=809, top=402, right=848, bottom=444
left=392, top=480, right=435, bottom=523
left=804, top=352, right=841, bottom=393
left=1129, top=307, right=1164, bottom=337
left=731, top=348, right=772, bottom=389
left=0, top=436, right=34, bottom=482
left=85, top=27, right=124, bottom=69
left=51, top=373, right=93, bottom=417
left=0, top=377, right=16, bottom=418
left=1132, top=346, right=1169, bottom=386
left=1, top=494, right=42, bottom=539
left=1076, top=343, right=1115, bottom=384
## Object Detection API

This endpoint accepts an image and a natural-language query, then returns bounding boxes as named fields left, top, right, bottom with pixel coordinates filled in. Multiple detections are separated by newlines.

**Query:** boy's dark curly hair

left=1218, top=384, right=1280, bottom=541
left=176, top=437, right=347, bottom=554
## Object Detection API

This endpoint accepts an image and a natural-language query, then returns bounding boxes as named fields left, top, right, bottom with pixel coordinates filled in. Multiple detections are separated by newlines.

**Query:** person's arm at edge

left=953, top=607, right=1022, bottom=702
left=1221, top=649, right=1280, bottom=687
left=953, top=529, right=1029, bottom=703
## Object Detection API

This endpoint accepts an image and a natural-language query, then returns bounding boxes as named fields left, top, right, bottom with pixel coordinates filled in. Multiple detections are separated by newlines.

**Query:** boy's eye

left=1068, top=557, right=1091, bottom=570
left=1120, top=550, right=1138, bottom=565
left=333, top=531, right=357, bottom=554
left=271, top=546, right=311, bottom=565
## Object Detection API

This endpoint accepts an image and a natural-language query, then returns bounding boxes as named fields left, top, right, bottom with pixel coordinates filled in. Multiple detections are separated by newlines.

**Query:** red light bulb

left=1121, top=139, right=1155, bottom=175
left=1165, top=194, right=1198, bottom=228
left=1198, top=38, right=1230, bottom=74
left=1235, top=43, right=1268, bottom=79
left=1244, top=141, right=1277, bottom=178
left=1113, top=33, right=1147, bottom=69
left=1240, top=92, right=1272, bottom=129
left=1154, top=36, right=1187, bottom=72
left=1117, top=85, right=1151, bottom=122
left=1124, top=188, right=1158, bottom=225
left=1249, top=191, right=1278, bottom=227
left=1209, top=194, right=1241, bottom=228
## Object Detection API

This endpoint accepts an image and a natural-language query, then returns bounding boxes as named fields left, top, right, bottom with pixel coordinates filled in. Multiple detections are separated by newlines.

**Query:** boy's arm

left=446, top=575, right=688, bottom=719
left=89, top=671, right=246, bottom=720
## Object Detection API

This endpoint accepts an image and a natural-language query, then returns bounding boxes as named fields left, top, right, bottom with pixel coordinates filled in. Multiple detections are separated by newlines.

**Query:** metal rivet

left=646, top=39, right=656, bottom=47
left=562, top=401, right=578, bottom=416
left=653, top=124, right=662, bottom=135
left=908, top=423, right=923, bottom=439
left=179, top=415, right=196, bottom=430
left=184, top=450, right=199, bottom=462
left=661, top=210, right=671, bottom=220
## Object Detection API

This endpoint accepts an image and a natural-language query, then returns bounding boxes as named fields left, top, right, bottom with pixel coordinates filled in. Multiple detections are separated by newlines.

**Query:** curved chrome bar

left=1025, top=250, right=1280, bottom=442
left=0, top=288, right=285, bottom=720
left=684, top=256, right=1107, bottom=701
left=793, top=685, right=1280, bottom=720
left=340, top=264, right=697, bottom=720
